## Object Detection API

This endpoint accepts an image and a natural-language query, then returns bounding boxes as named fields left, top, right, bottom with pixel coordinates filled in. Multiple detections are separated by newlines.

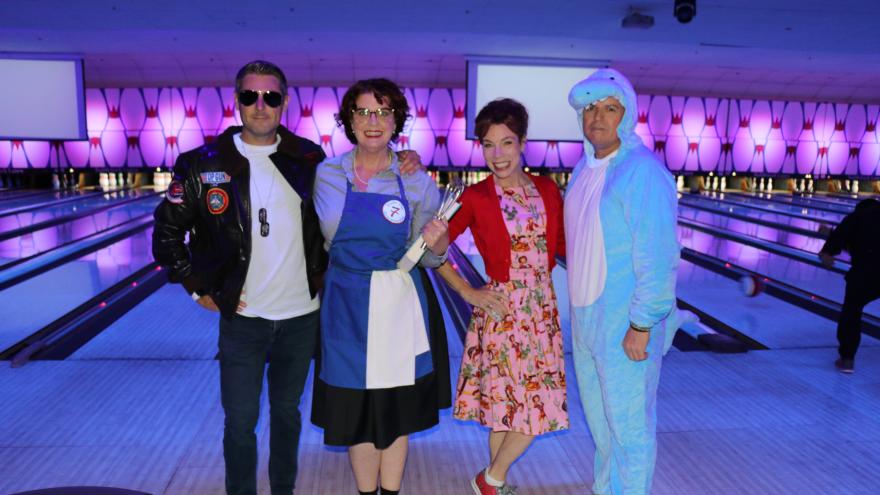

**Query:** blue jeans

left=218, top=310, right=318, bottom=495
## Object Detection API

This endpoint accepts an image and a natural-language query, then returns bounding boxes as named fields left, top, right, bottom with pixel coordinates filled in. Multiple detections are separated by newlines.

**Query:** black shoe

left=835, top=358, right=854, bottom=374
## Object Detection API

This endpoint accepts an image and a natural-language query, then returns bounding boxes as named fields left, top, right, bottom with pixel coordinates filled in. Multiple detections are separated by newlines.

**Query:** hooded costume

left=565, top=69, right=681, bottom=495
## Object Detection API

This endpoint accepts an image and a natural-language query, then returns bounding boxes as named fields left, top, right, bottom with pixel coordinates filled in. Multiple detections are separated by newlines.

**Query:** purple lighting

left=0, top=86, right=878, bottom=177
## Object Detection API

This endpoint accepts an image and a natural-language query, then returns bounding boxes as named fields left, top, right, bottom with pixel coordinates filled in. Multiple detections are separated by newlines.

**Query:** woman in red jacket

left=436, top=98, right=568, bottom=495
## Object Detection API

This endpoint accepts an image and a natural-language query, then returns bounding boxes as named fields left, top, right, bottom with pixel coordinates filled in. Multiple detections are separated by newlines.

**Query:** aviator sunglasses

left=238, top=90, right=284, bottom=108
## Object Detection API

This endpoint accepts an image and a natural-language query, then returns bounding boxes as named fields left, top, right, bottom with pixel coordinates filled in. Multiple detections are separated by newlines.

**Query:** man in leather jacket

left=154, top=60, right=424, bottom=495
left=153, top=60, right=328, bottom=495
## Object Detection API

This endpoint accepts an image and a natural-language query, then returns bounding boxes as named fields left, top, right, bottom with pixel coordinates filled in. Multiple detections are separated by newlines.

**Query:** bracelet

left=629, top=322, right=651, bottom=333
left=437, top=247, right=449, bottom=264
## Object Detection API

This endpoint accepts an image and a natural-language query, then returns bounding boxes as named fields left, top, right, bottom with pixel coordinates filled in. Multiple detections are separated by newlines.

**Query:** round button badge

left=382, top=199, right=406, bottom=224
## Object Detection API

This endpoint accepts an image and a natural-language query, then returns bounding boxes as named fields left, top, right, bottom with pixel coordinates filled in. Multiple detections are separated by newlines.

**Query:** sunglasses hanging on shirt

left=238, top=90, right=284, bottom=108
left=258, top=207, right=270, bottom=237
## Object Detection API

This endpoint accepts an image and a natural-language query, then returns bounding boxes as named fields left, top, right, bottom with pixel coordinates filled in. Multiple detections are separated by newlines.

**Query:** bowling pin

left=721, top=177, right=727, bottom=191
left=852, top=180, right=859, bottom=193
left=99, top=172, right=109, bottom=190
left=767, top=178, right=773, bottom=192
left=52, top=173, right=61, bottom=190
left=109, top=172, right=118, bottom=188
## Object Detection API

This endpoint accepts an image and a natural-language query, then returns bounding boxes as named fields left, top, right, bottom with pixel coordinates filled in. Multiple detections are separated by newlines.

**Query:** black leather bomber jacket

left=152, top=125, right=328, bottom=319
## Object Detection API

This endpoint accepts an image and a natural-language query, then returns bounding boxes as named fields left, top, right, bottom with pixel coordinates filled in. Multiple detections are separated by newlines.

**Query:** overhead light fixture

left=674, top=0, right=696, bottom=23
left=622, top=10, right=654, bottom=29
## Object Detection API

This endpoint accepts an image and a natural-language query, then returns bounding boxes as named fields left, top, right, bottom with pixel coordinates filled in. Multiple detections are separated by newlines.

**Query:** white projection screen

left=466, top=57, right=602, bottom=142
left=0, top=55, right=87, bottom=140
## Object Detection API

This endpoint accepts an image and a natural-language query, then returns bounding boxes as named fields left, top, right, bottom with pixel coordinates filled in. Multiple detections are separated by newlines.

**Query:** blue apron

left=320, top=174, right=433, bottom=389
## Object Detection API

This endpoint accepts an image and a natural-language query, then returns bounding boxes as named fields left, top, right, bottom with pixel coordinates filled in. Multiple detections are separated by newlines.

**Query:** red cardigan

left=448, top=174, right=565, bottom=282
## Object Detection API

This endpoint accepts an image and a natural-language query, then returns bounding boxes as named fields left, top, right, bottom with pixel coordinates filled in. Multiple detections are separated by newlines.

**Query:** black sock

left=380, top=488, right=399, bottom=495
left=358, top=490, right=378, bottom=495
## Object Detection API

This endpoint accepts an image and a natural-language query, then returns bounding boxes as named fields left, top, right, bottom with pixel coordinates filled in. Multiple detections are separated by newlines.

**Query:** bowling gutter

left=4, top=262, right=166, bottom=365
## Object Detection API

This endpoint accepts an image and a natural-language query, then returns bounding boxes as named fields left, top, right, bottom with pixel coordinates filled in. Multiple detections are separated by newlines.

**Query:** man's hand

left=195, top=295, right=247, bottom=313
left=397, top=150, right=424, bottom=175
left=622, top=326, right=650, bottom=361
left=819, top=251, right=835, bottom=269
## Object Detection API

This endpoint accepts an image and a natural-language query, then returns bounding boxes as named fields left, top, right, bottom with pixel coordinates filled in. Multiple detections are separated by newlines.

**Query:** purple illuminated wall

left=1, top=86, right=878, bottom=177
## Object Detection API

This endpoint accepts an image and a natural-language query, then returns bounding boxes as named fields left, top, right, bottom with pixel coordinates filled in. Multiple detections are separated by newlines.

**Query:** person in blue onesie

left=564, top=69, right=681, bottom=495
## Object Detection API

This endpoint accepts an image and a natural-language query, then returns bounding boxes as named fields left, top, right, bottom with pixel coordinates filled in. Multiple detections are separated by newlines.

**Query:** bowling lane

left=0, top=188, right=157, bottom=237
left=688, top=193, right=847, bottom=224
left=0, top=188, right=135, bottom=218
left=677, top=204, right=849, bottom=263
left=67, top=284, right=221, bottom=360
left=681, top=195, right=837, bottom=229
left=676, top=259, right=880, bottom=349
left=785, top=193, right=862, bottom=208
left=0, top=227, right=154, bottom=353
left=816, top=191, right=879, bottom=202
left=679, top=223, right=880, bottom=318
left=0, top=189, right=97, bottom=212
left=0, top=194, right=162, bottom=266
left=679, top=195, right=836, bottom=232
left=729, top=192, right=854, bottom=213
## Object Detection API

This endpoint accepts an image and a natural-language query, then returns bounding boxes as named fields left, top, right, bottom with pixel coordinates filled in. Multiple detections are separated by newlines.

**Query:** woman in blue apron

left=312, top=78, right=451, bottom=495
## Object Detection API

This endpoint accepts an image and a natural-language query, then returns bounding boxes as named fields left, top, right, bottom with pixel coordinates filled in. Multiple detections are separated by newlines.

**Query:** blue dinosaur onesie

left=565, top=69, right=681, bottom=495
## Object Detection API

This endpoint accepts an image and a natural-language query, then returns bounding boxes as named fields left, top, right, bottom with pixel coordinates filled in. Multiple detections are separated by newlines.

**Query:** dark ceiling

left=2, top=0, right=879, bottom=102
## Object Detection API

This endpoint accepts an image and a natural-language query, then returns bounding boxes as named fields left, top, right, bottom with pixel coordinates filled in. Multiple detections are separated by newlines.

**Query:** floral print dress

left=454, top=182, right=568, bottom=435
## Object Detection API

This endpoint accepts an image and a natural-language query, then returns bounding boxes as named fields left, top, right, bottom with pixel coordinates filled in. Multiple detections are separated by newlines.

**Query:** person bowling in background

left=819, top=198, right=880, bottom=374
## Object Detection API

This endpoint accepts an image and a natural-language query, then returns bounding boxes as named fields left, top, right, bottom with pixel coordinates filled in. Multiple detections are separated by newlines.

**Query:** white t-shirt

left=234, top=133, right=319, bottom=320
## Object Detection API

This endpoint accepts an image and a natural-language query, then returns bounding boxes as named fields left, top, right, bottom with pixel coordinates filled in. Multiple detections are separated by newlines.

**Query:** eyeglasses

left=238, top=90, right=284, bottom=108
left=352, top=107, right=395, bottom=122
left=258, top=207, right=270, bottom=237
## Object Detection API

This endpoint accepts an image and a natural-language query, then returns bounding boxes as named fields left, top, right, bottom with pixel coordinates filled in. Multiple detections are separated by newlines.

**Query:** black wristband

left=630, top=322, right=651, bottom=333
